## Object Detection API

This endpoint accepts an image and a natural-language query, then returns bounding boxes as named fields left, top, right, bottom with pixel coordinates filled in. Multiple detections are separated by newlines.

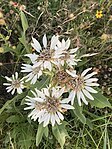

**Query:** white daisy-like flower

left=66, top=68, right=99, bottom=106
left=56, top=38, right=80, bottom=68
left=3, top=72, right=24, bottom=95
left=24, top=86, right=74, bottom=127
left=25, top=34, right=63, bottom=71
left=21, top=62, right=43, bottom=84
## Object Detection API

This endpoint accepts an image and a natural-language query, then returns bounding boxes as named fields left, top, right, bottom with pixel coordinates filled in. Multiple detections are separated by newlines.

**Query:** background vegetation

left=0, top=0, right=112, bottom=148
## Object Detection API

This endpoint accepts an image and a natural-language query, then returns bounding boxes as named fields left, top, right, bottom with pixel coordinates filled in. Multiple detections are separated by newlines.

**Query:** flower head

left=21, top=62, right=43, bottom=84
left=96, top=10, right=103, bottom=19
left=27, top=34, right=61, bottom=71
left=3, top=72, right=24, bottom=95
left=66, top=68, right=99, bottom=106
left=24, top=86, right=74, bottom=127
left=56, top=38, right=80, bottom=68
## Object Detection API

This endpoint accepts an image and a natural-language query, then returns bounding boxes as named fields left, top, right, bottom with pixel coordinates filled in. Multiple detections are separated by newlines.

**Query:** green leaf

left=86, top=118, right=93, bottom=129
left=6, top=115, right=25, bottom=123
left=52, top=123, right=69, bottom=149
left=20, top=11, right=28, bottom=33
left=90, top=91, right=111, bottom=108
left=0, top=91, right=27, bottom=115
left=36, top=124, right=45, bottom=146
left=19, top=33, right=30, bottom=53
left=44, top=126, right=49, bottom=137
left=73, top=102, right=86, bottom=124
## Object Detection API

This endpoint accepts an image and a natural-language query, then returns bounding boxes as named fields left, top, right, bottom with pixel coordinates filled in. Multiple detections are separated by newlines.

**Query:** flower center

left=45, top=97, right=60, bottom=113
left=35, top=97, right=60, bottom=113
left=54, top=70, right=70, bottom=84
left=12, top=80, right=21, bottom=88
left=38, top=49, right=52, bottom=61
left=67, top=76, right=84, bottom=91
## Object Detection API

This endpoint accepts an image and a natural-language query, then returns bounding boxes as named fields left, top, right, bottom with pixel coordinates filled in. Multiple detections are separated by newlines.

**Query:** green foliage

left=73, top=102, right=86, bottom=124
left=0, top=0, right=112, bottom=148
left=20, top=11, right=29, bottom=33
left=36, top=124, right=48, bottom=146
left=90, top=90, right=111, bottom=108
left=52, top=123, right=69, bottom=149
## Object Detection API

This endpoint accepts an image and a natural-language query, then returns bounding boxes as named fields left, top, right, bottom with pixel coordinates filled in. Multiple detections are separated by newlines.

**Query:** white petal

left=84, top=72, right=97, bottom=80
left=80, top=91, right=88, bottom=105
left=43, top=113, right=50, bottom=127
left=7, top=87, right=13, bottom=93
left=51, top=114, right=55, bottom=126
left=50, top=35, right=58, bottom=50
left=31, top=74, right=38, bottom=84
left=60, top=98, right=70, bottom=104
left=3, top=83, right=11, bottom=86
left=24, top=106, right=34, bottom=110
left=12, top=74, right=15, bottom=80
left=62, top=39, right=65, bottom=47
left=43, top=34, right=47, bottom=48
left=15, top=72, right=18, bottom=79
left=11, top=89, right=15, bottom=95
left=61, top=104, right=74, bottom=109
left=28, top=109, right=37, bottom=118
left=85, top=83, right=99, bottom=86
left=35, top=88, right=45, bottom=99
left=68, top=90, right=76, bottom=105
left=17, top=88, right=22, bottom=94
left=57, top=40, right=61, bottom=48
left=81, top=68, right=92, bottom=77
left=85, top=86, right=97, bottom=93
left=25, top=73, right=34, bottom=82
left=31, top=90, right=37, bottom=97
left=65, top=38, right=70, bottom=49
left=54, top=113, right=60, bottom=125
left=55, top=87, right=65, bottom=98
left=82, top=89, right=94, bottom=100
left=31, top=37, right=42, bottom=52
left=44, top=61, right=52, bottom=71
left=85, top=78, right=98, bottom=83
left=33, top=97, right=44, bottom=102
left=25, top=53, right=38, bottom=63
left=77, top=91, right=81, bottom=106
left=70, top=47, right=79, bottom=53
left=5, top=76, right=12, bottom=82
left=43, top=88, right=49, bottom=97
left=57, top=112, right=64, bottom=120
left=66, top=70, right=77, bottom=77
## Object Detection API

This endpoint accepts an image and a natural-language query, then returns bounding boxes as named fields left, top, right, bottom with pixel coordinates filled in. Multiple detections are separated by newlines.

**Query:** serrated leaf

left=73, top=102, right=86, bottom=124
left=20, top=11, right=28, bottom=33
left=36, top=124, right=45, bottom=146
left=90, top=92, right=111, bottom=108
left=52, top=123, right=69, bottom=149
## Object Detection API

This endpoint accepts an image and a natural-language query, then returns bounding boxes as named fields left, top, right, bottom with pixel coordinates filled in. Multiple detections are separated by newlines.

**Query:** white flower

left=56, top=38, right=80, bottom=68
left=3, top=72, right=24, bottom=95
left=21, top=62, right=43, bottom=84
left=67, top=68, right=99, bottom=106
left=26, top=34, right=62, bottom=71
left=24, top=86, right=74, bottom=127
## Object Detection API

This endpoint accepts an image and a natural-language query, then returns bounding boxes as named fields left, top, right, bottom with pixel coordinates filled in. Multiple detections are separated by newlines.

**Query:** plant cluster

left=0, top=0, right=112, bottom=148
